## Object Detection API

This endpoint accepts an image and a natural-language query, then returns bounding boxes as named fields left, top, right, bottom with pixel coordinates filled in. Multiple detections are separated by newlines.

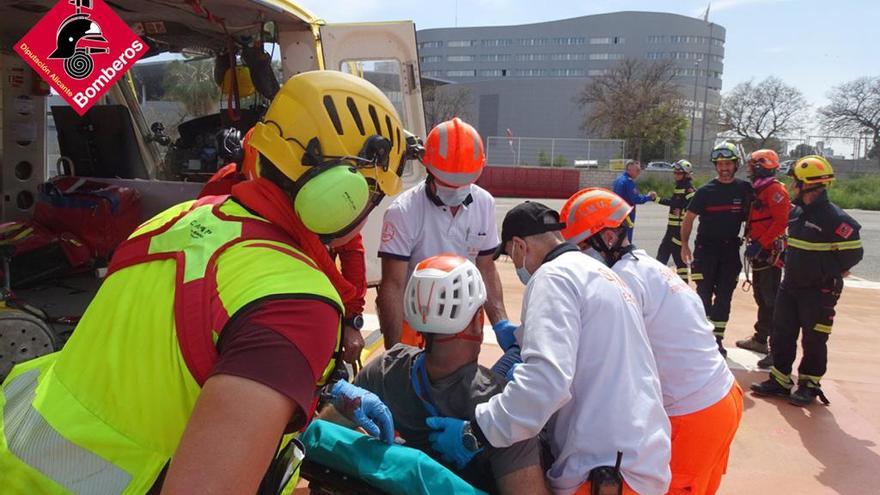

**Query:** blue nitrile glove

left=491, top=345, right=522, bottom=382
left=745, top=241, right=764, bottom=260
left=426, top=417, right=482, bottom=469
left=329, top=380, right=395, bottom=444
left=491, top=320, right=518, bottom=352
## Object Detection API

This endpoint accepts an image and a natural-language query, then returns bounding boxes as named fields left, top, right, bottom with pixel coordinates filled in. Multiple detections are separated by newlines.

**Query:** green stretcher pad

left=300, top=419, right=488, bottom=495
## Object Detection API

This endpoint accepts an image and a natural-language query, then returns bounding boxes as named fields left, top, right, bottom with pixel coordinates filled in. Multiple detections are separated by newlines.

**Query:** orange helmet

left=423, top=117, right=485, bottom=187
left=748, top=149, right=779, bottom=179
left=560, top=188, right=633, bottom=245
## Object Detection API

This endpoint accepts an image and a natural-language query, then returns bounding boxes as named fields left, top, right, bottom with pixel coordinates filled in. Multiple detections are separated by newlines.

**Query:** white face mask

left=512, top=242, right=532, bottom=285
left=435, top=183, right=472, bottom=206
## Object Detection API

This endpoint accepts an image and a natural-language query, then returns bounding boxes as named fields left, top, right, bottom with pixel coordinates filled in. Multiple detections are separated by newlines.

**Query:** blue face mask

left=513, top=242, right=532, bottom=285
left=435, top=183, right=472, bottom=206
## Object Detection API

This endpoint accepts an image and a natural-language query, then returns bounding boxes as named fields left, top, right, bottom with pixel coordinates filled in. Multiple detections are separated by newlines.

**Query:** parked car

left=646, top=161, right=674, bottom=170
left=780, top=159, right=795, bottom=174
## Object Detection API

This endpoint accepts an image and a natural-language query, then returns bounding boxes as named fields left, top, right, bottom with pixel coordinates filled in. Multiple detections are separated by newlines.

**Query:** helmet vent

left=368, top=105, right=382, bottom=135
left=346, top=97, right=366, bottom=136
left=385, top=115, right=394, bottom=142
left=450, top=304, right=458, bottom=319
left=396, top=128, right=402, bottom=153
left=322, top=96, right=344, bottom=135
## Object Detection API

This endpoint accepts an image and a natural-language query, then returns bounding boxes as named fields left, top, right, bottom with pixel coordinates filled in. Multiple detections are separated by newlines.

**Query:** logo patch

left=15, top=0, right=147, bottom=115
left=381, top=222, right=396, bottom=243
left=835, top=222, right=854, bottom=239
left=772, top=191, right=785, bottom=204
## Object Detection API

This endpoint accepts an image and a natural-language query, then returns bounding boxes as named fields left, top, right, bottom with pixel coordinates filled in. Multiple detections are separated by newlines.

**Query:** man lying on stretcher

left=322, top=255, right=549, bottom=495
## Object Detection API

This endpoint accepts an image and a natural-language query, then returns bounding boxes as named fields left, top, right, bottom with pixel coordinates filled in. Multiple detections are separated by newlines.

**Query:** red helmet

left=560, top=188, right=633, bottom=245
left=423, top=118, right=485, bottom=187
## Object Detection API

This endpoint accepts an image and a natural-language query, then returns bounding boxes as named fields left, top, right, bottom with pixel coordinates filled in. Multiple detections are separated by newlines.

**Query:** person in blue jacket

left=612, top=160, right=657, bottom=241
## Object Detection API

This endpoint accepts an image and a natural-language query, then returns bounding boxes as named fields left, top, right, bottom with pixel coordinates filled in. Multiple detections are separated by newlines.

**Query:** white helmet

left=404, top=255, right=487, bottom=335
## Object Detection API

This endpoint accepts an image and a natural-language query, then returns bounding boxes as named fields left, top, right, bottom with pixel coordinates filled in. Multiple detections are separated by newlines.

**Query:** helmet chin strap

left=587, top=227, right=629, bottom=266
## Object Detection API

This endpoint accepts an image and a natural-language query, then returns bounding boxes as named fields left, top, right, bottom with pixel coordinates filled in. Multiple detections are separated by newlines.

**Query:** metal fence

left=486, top=137, right=626, bottom=168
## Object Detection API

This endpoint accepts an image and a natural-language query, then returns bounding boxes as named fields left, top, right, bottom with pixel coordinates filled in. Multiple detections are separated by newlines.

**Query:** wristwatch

left=462, top=421, right=483, bottom=452
left=344, top=314, right=364, bottom=331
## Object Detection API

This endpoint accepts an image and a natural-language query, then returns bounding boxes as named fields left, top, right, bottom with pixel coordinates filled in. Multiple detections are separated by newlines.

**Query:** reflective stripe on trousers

left=4, top=369, right=131, bottom=494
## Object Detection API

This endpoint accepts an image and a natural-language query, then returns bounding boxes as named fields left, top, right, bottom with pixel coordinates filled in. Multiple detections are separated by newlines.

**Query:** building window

left=447, top=40, right=475, bottom=48
left=613, top=36, right=625, bottom=44
left=420, top=55, right=442, bottom=64
left=549, top=68, right=585, bottom=77
left=446, top=70, right=476, bottom=77
left=481, top=39, right=513, bottom=47
left=588, top=69, right=609, bottom=76
left=515, top=53, right=548, bottom=61
left=590, top=37, right=611, bottom=45
left=518, top=38, right=548, bottom=46
left=480, top=69, right=503, bottom=77
left=589, top=53, right=623, bottom=61
left=710, top=54, right=723, bottom=64
left=418, top=41, right=443, bottom=49
left=712, top=38, right=725, bottom=47
left=447, top=55, right=475, bottom=62
left=422, top=70, right=443, bottom=77
left=646, top=52, right=669, bottom=60
left=512, top=69, right=549, bottom=77
left=551, top=37, right=585, bottom=45
left=480, top=54, right=512, bottom=62
left=647, top=35, right=667, bottom=43
left=550, top=53, right=587, bottom=61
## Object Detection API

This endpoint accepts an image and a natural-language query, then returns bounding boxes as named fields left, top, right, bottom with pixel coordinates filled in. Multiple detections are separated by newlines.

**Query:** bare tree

left=577, top=59, right=687, bottom=161
left=719, top=77, right=808, bottom=151
left=422, top=84, right=473, bottom=129
left=820, top=76, right=880, bottom=166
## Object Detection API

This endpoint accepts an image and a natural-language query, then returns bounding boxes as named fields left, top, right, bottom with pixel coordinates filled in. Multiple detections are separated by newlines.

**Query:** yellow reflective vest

left=1, top=196, right=342, bottom=494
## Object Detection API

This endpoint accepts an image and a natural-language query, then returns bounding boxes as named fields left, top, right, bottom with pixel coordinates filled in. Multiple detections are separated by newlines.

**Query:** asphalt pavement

left=494, top=197, right=880, bottom=282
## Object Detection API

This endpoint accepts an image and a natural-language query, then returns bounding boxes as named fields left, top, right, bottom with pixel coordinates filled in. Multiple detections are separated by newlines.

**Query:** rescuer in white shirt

left=377, top=118, right=511, bottom=349
left=559, top=188, right=743, bottom=495
left=425, top=201, right=671, bottom=495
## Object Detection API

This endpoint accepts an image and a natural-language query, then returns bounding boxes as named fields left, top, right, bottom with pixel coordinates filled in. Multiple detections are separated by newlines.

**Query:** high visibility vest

left=0, top=195, right=342, bottom=494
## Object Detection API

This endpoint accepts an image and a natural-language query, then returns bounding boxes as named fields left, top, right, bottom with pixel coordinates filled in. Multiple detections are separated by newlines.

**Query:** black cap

left=493, top=202, right=565, bottom=259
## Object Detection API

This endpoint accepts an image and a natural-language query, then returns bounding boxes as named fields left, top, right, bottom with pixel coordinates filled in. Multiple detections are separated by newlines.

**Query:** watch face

left=462, top=433, right=480, bottom=452
left=350, top=315, right=364, bottom=330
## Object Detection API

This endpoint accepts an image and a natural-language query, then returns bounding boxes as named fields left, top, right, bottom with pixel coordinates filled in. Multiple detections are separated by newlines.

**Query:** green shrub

left=640, top=173, right=880, bottom=210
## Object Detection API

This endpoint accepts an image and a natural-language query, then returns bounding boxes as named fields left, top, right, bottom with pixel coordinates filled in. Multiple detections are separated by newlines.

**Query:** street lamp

left=687, top=59, right=702, bottom=160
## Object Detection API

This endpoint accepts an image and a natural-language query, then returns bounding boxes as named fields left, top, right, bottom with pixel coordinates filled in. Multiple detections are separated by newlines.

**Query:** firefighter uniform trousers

left=657, top=227, right=688, bottom=280
left=692, top=238, right=742, bottom=338
left=769, top=192, right=863, bottom=390
left=750, top=260, right=781, bottom=345
left=657, top=181, right=695, bottom=280
left=772, top=280, right=841, bottom=384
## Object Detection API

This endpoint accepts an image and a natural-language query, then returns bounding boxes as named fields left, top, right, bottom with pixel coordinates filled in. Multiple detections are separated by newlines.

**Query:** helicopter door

left=318, top=22, right=426, bottom=285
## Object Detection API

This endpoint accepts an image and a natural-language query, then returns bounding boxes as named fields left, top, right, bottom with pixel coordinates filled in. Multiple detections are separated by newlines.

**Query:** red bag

left=34, top=177, right=141, bottom=259
left=0, top=221, right=93, bottom=288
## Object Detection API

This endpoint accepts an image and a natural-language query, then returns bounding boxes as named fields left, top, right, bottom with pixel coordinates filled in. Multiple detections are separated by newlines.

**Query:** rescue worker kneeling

left=323, top=254, right=549, bottom=495
left=0, top=71, right=402, bottom=494
left=561, top=188, right=743, bottom=495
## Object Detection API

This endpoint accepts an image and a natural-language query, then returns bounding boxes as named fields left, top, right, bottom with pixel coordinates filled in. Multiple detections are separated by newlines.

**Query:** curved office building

left=417, top=11, right=725, bottom=162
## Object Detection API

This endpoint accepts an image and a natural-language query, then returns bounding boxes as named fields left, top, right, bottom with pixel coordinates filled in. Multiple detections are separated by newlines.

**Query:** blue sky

left=296, top=0, right=879, bottom=109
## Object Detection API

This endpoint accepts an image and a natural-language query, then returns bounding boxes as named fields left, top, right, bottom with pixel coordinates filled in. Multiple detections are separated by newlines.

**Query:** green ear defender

left=293, top=165, right=370, bottom=235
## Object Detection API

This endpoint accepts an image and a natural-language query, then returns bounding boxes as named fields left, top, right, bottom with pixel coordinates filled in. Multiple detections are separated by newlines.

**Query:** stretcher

left=297, top=419, right=488, bottom=495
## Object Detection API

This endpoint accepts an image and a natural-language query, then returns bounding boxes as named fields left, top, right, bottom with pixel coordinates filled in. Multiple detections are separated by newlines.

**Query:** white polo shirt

left=475, top=246, right=671, bottom=495
left=378, top=180, right=500, bottom=276
left=613, top=249, right=734, bottom=417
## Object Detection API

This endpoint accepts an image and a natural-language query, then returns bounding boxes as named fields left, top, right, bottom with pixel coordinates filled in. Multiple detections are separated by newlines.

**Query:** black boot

left=716, top=336, right=727, bottom=358
left=750, top=375, right=792, bottom=399
left=789, top=382, right=830, bottom=406
left=757, top=353, right=773, bottom=369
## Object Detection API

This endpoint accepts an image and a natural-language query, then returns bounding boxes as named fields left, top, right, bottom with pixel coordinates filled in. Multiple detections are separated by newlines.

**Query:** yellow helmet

left=248, top=70, right=407, bottom=237
left=791, top=155, right=835, bottom=185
